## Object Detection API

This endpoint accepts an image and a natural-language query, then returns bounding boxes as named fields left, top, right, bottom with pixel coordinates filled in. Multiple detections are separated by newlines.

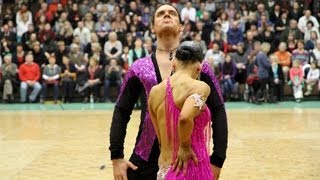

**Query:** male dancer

left=109, top=4, right=228, bottom=180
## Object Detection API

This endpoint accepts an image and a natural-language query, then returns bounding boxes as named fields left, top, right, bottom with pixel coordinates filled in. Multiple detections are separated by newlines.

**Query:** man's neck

left=156, top=36, right=179, bottom=52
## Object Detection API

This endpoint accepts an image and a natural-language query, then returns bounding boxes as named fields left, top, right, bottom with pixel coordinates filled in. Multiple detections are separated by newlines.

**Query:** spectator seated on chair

left=40, top=56, right=61, bottom=104
left=18, top=52, right=42, bottom=103
left=1, top=54, right=18, bottom=103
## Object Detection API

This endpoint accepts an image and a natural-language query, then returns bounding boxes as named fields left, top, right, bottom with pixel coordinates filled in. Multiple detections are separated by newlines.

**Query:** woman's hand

left=172, top=145, right=198, bottom=175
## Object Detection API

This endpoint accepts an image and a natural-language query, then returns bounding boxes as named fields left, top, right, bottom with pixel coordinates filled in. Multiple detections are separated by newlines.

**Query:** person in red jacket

left=19, top=52, right=42, bottom=103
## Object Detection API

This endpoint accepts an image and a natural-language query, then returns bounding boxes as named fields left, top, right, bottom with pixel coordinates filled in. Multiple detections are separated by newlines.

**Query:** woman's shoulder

left=188, top=80, right=210, bottom=97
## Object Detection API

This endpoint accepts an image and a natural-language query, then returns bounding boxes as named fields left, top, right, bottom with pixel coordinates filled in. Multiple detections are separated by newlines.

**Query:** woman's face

left=135, top=39, right=142, bottom=47
left=17, top=45, right=23, bottom=52
left=297, top=42, right=304, bottom=49
left=49, top=57, right=56, bottom=65
left=62, top=57, right=69, bottom=65
left=311, top=32, right=318, bottom=39
left=288, top=34, right=294, bottom=41
left=225, top=55, right=231, bottom=63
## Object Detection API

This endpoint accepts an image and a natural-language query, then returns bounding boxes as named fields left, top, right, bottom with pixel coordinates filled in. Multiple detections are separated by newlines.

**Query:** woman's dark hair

left=175, top=41, right=204, bottom=63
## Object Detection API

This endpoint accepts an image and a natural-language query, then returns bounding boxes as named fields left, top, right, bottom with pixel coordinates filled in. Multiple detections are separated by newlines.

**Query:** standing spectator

left=60, top=56, right=76, bottom=103
left=19, top=52, right=42, bottom=103
left=181, top=2, right=196, bottom=22
left=268, top=55, right=284, bottom=102
left=104, top=59, right=122, bottom=102
left=73, top=21, right=91, bottom=50
left=41, top=56, right=61, bottom=104
left=255, top=42, right=271, bottom=102
left=289, top=60, right=304, bottom=102
left=128, top=38, right=148, bottom=66
left=298, top=10, right=319, bottom=33
left=16, top=2, right=33, bottom=42
left=104, top=32, right=123, bottom=61
left=1, top=54, right=18, bottom=103
left=305, top=61, right=319, bottom=96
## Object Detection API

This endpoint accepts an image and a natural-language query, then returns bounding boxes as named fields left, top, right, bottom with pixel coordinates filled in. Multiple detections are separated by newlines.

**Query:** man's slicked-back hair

left=151, top=3, right=182, bottom=25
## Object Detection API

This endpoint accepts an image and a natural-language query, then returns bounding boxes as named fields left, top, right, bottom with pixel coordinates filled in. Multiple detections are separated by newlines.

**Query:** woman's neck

left=174, top=68, right=197, bottom=80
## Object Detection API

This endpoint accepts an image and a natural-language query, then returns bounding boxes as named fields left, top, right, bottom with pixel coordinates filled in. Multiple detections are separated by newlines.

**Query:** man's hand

left=211, top=165, right=221, bottom=180
left=112, top=159, right=138, bottom=180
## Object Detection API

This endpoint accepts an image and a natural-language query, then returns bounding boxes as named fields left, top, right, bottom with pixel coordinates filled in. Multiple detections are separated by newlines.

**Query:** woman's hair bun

left=175, top=41, right=204, bottom=63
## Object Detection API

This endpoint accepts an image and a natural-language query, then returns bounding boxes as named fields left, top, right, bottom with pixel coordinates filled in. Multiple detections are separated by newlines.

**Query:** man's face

left=290, top=20, right=297, bottom=28
left=305, top=10, right=311, bottom=18
left=152, top=5, right=182, bottom=35
left=26, top=54, right=34, bottom=63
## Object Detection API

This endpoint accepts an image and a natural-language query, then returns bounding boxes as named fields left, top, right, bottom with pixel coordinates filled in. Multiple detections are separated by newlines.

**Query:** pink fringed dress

left=158, top=78, right=213, bottom=180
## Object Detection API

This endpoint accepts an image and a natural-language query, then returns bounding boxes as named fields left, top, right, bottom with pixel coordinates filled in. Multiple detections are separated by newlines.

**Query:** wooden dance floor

left=0, top=102, right=319, bottom=180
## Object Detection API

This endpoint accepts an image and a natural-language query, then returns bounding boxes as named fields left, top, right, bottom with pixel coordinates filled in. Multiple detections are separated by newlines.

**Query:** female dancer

left=148, top=41, right=213, bottom=180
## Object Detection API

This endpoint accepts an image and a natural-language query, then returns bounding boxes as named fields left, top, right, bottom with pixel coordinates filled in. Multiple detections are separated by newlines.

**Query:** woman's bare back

left=149, top=74, right=210, bottom=165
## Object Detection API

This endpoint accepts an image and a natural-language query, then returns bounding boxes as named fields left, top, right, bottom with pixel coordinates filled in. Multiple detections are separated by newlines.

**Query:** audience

left=0, top=0, right=319, bottom=104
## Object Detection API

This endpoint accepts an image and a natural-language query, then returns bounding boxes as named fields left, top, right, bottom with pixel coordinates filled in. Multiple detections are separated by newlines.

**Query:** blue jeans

left=104, top=80, right=121, bottom=101
left=20, top=81, right=42, bottom=102
left=222, top=79, right=234, bottom=95
left=41, top=82, right=59, bottom=101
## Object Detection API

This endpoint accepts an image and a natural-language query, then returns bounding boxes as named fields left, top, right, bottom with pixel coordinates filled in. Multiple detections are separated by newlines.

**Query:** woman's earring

left=197, top=73, right=201, bottom=80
